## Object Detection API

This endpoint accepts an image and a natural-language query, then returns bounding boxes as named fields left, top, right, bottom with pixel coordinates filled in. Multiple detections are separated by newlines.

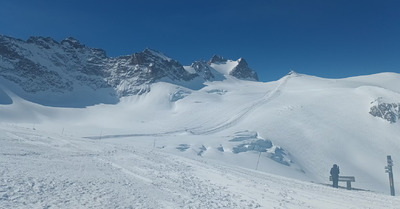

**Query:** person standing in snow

left=330, top=164, right=340, bottom=188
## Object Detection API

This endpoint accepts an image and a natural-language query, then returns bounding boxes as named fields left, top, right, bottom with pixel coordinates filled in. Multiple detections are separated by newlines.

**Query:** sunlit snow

left=1, top=72, right=400, bottom=208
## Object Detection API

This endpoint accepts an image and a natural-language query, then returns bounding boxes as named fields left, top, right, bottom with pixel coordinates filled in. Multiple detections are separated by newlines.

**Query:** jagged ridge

left=0, top=35, right=259, bottom=106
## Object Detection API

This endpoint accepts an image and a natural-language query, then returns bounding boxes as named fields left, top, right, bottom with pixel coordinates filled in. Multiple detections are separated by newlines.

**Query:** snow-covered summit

left=207, top=56, right=258, bottom=81
left=287, top=70, right=300, bottom=76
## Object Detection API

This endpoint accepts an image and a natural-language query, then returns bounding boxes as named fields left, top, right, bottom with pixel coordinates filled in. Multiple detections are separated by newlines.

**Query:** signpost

left=385, top=155, right=395, bottom=196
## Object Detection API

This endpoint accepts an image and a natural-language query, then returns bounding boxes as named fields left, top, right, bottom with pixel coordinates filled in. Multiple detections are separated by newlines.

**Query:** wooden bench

left=329, top=176, right=355, bottom=190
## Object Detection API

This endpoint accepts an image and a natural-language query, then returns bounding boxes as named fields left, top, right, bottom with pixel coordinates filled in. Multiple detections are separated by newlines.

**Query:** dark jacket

left=330, top=165, right=340, bottom=177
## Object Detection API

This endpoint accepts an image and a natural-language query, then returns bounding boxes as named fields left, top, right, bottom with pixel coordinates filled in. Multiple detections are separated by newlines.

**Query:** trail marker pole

left=385, top=155, right=395, bottom=196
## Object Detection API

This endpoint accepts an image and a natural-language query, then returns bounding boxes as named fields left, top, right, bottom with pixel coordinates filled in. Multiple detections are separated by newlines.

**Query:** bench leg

left=346, top=181, right=351, bottom=190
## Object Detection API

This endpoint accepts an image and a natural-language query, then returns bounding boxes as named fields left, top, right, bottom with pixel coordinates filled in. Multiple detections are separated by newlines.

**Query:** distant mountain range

left=0, top=35, right=257, bottom=106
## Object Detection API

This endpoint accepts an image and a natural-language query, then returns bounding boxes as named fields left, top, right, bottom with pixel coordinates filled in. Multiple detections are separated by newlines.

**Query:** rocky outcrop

left=369, top=98, right=400, bottom=123
left=190, top=60, right=216, bottom=81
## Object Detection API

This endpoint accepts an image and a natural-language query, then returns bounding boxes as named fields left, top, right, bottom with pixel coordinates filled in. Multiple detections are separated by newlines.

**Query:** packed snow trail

left=188, top=75, right=290, bottom=135
left=1, top=124, right=400, bottom=209
left=139, top=74, right=290, bottom=137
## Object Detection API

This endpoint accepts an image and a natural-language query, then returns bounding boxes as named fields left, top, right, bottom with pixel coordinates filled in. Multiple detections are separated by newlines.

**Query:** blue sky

left=1, top=0, right=399, bottom=81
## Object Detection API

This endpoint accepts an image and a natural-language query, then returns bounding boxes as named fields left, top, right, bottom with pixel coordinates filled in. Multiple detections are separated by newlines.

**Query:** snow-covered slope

left=1, top=70, right=400, bottom=196
left=1, top=124, right=400, bottom=209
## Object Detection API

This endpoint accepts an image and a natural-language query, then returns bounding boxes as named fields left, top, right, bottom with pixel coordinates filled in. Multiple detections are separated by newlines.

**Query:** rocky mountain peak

left=287, top=70, right=300, bottom=77
left=208, top=55, right=227, bottom=64
left=61, top=37, right=85, bottom=49
left=27, top=36, right=59, bottom=49
left=143, top=48, right=172, bottom=62
left=237, top=58, right=248, bottom=66
left=131, top=48, right=175, bottom=65
left=230, top=58, right=258, bottom=81
left=124, top=48, right=197, bottom=84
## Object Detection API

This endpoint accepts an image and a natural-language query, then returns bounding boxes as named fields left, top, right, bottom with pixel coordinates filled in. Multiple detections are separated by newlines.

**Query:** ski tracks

left=0, top=128, right=158, bottom=208
left=3, top=125, right=399, bottom=208
left=190, top=75, right=291, bottom=135
left=0, top=125, right=263, bottom=209
left=94, top=144, right=263, bottom=208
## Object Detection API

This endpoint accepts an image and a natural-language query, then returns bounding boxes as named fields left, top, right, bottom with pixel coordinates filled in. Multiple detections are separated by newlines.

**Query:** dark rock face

left=0, top=36, right=74, bottom=94
left=369, top=100, right=400, bottom=123
left=208, top=55, right=227, bottom=64
left=27, top=36, right=59, bottom=49
left=230, top=58, right=258, bottom=81
left=190, top=60, right=215, bottom=80
left=130, top=49, right=197, bottom=82
left=0, top=36, right=199, bottom=99
left=105, top=49, right=199, bottom=96
left=61, top=37, right=86, bottom=49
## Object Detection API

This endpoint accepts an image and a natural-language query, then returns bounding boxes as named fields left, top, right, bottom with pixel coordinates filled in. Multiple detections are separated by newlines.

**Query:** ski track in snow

left=188, top=75, right=290, bottom=135
left=84, top=128, right=195, bottom=140
left=2, top=125, right=400, bottom=209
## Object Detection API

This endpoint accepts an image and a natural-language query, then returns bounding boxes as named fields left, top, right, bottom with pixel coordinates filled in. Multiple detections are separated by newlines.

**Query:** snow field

left=1, top=124, right=400, bottom=209
left=2, top=73, right=400, bottom=193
